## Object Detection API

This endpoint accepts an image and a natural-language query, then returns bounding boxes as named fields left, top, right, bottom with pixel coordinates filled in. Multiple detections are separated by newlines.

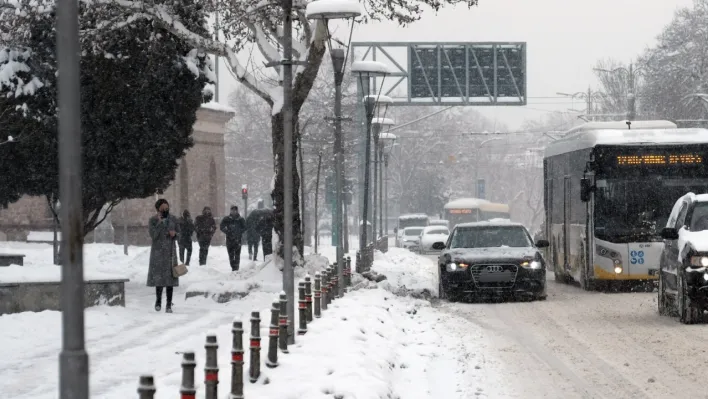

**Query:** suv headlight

left=689, top=256, right=708, bottom=267
left=446, top=262, right=468, bottom=272
left=521, top=260, right=542, bottom=269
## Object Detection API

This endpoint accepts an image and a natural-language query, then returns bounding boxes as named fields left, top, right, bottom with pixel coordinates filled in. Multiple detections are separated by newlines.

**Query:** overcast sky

left=216, top=0, right=693, bottom=131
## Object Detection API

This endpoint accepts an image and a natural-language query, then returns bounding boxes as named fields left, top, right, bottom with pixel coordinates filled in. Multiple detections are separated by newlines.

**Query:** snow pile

left=201, top=100, right=235, bottom=113
left=368, top=247, right=438, bottom=299
left=677, top=227, right=708, bottom=261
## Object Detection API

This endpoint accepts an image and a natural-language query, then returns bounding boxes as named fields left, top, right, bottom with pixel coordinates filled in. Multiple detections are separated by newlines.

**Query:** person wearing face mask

left=220, top=205, right=247, bottom=271
left=147, top=198, right=180, bottom=313
left=194, top=206, right=217, bottom=265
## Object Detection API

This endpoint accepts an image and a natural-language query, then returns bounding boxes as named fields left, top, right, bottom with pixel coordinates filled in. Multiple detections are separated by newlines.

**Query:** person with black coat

left=258, top=207, right=274, bottom=260
left=194, top=206, right=216, bottom=265
left=220, top=205, right=247, bottom=271
left=177, top=210, right=195, bottom=265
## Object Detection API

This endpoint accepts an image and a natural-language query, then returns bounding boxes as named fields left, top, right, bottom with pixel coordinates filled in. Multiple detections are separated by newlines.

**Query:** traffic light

left=241, top=184, right=248, bottom=200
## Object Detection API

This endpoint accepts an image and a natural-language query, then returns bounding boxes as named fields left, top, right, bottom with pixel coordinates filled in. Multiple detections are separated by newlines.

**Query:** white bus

left=543, top=120, right=708, bottom=290
left=443, top=198, right=511, bottom=228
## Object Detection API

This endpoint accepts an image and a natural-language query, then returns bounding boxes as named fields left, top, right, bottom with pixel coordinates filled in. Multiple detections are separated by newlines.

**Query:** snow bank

left=368, top=247, right=438, bottom=298
left=201, top=100, right=235, bottom=113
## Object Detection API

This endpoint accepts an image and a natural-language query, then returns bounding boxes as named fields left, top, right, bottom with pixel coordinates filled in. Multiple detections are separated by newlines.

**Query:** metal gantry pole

left=384, top=154, right=389, bottom=236
left=378, top=147, right=383, bottom=238
left=371, top=127, right=378, bottom=242
left=282, top=0, right=295, bottom=344
left=332, top=49, right=345, bottom=297
left=57, top=0, right=89, bottom=395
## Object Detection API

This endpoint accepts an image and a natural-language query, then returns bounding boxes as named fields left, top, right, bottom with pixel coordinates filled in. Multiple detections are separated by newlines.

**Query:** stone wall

left=0, top=105, right=234, bottom=246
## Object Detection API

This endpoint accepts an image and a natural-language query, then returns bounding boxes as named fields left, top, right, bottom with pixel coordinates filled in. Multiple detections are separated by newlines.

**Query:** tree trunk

left=271, top=112, right=304, bottom=261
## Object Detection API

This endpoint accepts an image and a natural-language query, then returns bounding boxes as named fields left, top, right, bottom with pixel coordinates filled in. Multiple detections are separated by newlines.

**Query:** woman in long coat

left=148, top=198, right=180, bottom=313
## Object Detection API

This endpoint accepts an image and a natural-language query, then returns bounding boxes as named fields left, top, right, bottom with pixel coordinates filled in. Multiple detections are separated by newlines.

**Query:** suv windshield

left=404, top=228, right=423, bottom=236
left=450, top=226, right=531, bottom=249
left=690, top=202, right=708, bottom=231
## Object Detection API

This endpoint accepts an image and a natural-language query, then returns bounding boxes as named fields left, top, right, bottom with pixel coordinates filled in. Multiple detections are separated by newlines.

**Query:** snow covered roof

left=372, top=117, right=394, bottom=126
left=305, top=0, right=362, bottom=20
left=444, top=198, right=490, bottom=209
left=544, top=123, right=708, bottom=158
left=456, top=220, right=524, bottom=228
left=398, top=213, right=428, bottom=220
left=201, top=101, right=236, bottom=113
left=351, top=60, right=390, bottom=75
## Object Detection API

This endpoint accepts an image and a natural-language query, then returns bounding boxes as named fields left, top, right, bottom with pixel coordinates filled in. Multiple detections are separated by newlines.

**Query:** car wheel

left=678, top=270, right=700, bottom=324
left=657, top=262, right=669, bottom=316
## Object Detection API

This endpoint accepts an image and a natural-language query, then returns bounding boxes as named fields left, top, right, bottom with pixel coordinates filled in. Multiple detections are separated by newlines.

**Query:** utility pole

left=331, top=48, right=346, bottom=297
left=214, top=1, right=220, bottom=102
left=57, top=0, right=88, bottom=395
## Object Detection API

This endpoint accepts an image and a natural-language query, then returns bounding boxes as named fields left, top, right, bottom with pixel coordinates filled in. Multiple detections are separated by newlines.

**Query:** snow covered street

left=5, top=243, right=708, bottom=398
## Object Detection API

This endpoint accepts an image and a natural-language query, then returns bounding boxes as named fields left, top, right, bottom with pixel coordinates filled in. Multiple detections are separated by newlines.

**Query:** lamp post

left=379, top=133, right=396, bottom=237
left=370, top=115, right=394, bottom=242
left=594, top=62, right=644, bottom=121
left=306, top=0, right=362, bottom=297
left=352, top=62, right=390, bottom=250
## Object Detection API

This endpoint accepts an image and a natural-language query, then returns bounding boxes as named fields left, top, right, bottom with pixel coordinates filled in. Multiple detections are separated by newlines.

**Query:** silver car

left=401, top=227, right=425, bottom=251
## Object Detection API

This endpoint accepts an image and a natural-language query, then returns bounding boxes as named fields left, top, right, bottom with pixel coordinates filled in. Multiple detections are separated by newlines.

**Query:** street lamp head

left=372, top=117, right=395, bottom=127
left=305, top=0, right=363, bottom=20
left=379, top=132, right=397, bottom=154
left=331, top=48, right=346, bottom=75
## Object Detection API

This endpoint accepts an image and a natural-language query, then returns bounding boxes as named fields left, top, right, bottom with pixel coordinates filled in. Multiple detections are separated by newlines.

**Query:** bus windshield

left=398, top=217, right=428, bottom=229
left=594, top=177, right=708, bottom=242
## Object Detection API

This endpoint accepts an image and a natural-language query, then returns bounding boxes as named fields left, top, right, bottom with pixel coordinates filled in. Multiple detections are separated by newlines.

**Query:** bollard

left=230, top=320, right=244, bottom=399
left=180, top=352, right=197, bottom=399
left=266, top=300, right=279, bottom=368
left=321, top=269, right=328, bottom=311
left=137, top=375, right=156, bottom=399
left=249, top=311, right=261, bottom=383
left=305, top=275, right=313, bottom=322
left=297, top=281, right=307, bottom=335
left=278, top=292, right=289, bottom=353
left=314, top=272, right=322, bottom=318
left=327, top=266, right=335, bottom=305
left=333, top=261, right=341, bottom=298
left=204, top=334, right=219, bottom=399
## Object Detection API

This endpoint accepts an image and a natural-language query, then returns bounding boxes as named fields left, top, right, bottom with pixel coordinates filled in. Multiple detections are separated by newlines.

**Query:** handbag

left=171, top=237, right=188, bottom=278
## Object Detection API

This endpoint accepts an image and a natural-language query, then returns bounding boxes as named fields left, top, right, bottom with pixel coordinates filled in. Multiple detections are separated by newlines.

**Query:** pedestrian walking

left=178, top=210, right=195, bottom=265
left=246, top=199, right=264, bottom=260
left=148, top=199, right=179, bottom=313
left=220, top=205, right=247, bottom=271
left=195, top=206, right=217, bottom=266
left=258, top=206, right=274, bottom=261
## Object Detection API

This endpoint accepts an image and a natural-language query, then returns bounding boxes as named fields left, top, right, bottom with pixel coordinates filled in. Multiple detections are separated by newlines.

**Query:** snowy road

left=430, top=253, right=708, bottom=399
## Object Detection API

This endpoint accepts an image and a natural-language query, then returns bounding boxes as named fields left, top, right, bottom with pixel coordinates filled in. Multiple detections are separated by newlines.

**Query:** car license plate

left=648, top=269, right=658, bottom=276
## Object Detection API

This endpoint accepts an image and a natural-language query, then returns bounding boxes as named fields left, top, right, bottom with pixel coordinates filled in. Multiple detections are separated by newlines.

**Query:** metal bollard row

left=278, top=292, right=289, bottom=353
left=297, top=281, right=307, bottom=335
left=180, top=352, right=197, bottom=399
left=231, top=319, right=244, bottom=399
left=205, top=334, right=219, bottom=399
left=320, top=269, right=328, bottom=311
left=137, top=375, right=156, bottom=399
left=305, top=275, right=313, bottom=322
left=314, top=272, right=322, bottom=318
left=266, top=301, right=279, bottom=368
left=346, top=256, right=352, bottom=287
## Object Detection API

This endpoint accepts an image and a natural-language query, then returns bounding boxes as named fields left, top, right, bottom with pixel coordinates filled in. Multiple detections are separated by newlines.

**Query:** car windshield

left=405, top=228, right=423, bottom=236
left=689, top=202, right=708, bottom=231
left=450, top=226, right=532, bottom=249
left=595, top=178, right=708, bottom=242
left=426, top=229, right=449, bottom=235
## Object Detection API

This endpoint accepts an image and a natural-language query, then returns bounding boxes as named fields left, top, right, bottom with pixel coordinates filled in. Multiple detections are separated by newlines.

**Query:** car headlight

left=446, top=262, right=468, bottom=272
left=521, top=260, right=542, bottom=269
left=689, top=256, right=708, bottom=267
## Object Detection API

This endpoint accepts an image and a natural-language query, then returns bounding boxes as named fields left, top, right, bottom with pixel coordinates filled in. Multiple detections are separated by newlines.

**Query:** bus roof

left=544, top=124, right=708, bottom=158
left=398, top=213, right=428, bottom=220
left=444, top=198, right=490, bottom=209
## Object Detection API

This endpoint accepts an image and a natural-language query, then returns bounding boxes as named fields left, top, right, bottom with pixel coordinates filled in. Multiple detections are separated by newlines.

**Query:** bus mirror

left=660, top=227, right=679, bottom=240
left=535, top=239, right=550, bottom=248
left=580, top=178, right=593, bottom=202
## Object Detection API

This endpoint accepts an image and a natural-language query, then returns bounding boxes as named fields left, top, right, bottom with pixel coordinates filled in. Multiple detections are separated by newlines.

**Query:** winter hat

left=155, top=198, right=169, bottom=210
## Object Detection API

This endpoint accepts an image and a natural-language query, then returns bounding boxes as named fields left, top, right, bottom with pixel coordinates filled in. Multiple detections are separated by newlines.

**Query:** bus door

left=563, top=176, right=571, bottom=272
left=584, top=172, right=595, bottom=279
left=544, top=178, right=553, bottom=264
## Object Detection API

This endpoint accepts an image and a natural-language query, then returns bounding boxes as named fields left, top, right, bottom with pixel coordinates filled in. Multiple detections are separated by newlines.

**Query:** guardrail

left=135, top=261, right=352, bottom=398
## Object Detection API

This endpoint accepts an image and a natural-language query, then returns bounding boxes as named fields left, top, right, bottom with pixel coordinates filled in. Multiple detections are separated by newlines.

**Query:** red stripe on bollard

left=298, top=302, right=306, bottom=309
left=269, top=328, right=279, bottom=336
left=306, top=295, right=312, bottom=302
left=250, top=339, right=260, bottom=348
left=205, top=371, right=218, bottom=381
left=181, top=395, right=196, bottom=399
left=232, top=353, right=243, bottom=362
left=278, top=317, right=287, bottom=325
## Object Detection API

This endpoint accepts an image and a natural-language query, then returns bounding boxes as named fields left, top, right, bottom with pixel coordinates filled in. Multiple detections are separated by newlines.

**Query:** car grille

left=470, top=264, right=518, bottom=288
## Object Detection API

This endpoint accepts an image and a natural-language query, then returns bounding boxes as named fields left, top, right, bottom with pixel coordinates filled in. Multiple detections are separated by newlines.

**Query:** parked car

left=429, top=219, right=450, bottom=228
left=418, top=226, right=450, bottom=253
left=659, top=192, right=708, bottom=324
left=401, top=227, right=425, bottom=251
left=433, top=221, right=549, bottom=301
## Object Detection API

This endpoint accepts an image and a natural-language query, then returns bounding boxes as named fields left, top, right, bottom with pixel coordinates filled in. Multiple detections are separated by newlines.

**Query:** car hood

left=445, top=247, right=538, bottom=263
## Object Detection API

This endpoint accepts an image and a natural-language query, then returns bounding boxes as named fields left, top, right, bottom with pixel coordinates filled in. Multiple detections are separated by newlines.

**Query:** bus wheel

left=678, top=271, right=701, bottom=324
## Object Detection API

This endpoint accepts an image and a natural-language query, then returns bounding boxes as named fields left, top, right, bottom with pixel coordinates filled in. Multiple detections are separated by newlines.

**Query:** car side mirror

left=432, top=242, right=446, bottom=250
left=660, top=227, right=679, bottom=240
left=535, top=239, right=550, bottom=248
left=580, top=177, right=594, bottom=202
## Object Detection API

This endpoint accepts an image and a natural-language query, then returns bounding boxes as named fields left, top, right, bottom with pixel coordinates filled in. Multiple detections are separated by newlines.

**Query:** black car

left=659, top=194, right=708, bottom=324
left=432, top=221, right=550, bottom=301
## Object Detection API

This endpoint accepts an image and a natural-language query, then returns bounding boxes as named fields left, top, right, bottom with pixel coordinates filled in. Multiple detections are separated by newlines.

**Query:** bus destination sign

left=616, top=154, right=703, bottom=166
left=448, top=209, right=473, bottom=214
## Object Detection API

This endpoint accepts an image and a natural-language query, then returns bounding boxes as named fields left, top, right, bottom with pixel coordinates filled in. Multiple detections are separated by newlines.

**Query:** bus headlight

left=689, top=256, right=708, bottom=267
left=613, top=259, right=623, bottom=274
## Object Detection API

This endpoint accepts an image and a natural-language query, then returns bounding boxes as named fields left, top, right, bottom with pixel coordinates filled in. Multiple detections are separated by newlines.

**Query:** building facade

left=0, top=104, right=234, bottom=246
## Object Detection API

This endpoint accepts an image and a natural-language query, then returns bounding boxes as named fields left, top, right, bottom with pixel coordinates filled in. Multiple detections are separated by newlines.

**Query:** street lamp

left=594, top=62, right=644, bottom=120
left=372, top=116, right=394, bottom=239
left=352, top=60, right=391, bottom=250
left=379, top=132, right=397, bottom=237
left=306, top=0, right=362, bottom=298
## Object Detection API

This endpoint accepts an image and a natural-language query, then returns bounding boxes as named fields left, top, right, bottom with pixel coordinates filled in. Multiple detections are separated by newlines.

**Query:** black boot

left=155, top=287, right=163, bottom=311
left=165, top=287, right=173, bottom=313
